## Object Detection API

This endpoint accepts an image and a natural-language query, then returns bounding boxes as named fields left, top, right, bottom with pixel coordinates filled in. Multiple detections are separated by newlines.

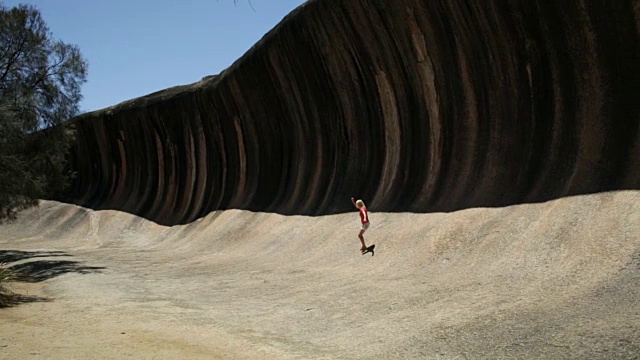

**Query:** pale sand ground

left=0, top=191, right=638, bottom=359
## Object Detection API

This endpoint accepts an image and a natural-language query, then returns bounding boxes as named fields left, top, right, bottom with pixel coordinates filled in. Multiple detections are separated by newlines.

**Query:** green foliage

left=0, top=3, right=87, bottom=220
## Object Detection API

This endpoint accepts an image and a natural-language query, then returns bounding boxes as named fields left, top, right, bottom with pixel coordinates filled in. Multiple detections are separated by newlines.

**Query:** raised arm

left=351, top=197, right=357, bottom=208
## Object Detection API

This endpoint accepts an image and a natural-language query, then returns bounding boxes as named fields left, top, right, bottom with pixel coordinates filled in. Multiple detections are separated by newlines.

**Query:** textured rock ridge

left=66, top=0, right=639, bottom=225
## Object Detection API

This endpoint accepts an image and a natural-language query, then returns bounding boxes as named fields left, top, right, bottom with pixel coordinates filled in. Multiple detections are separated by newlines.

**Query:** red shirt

left=359, top=206, right=369, bottom=224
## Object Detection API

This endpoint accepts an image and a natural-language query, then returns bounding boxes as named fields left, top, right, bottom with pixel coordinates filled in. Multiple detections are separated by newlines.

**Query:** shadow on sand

left=0, top=293, right=49, bottom=308
left=0, top=250, right=71, bottom=264
left=0, top=250, right=105, bottom=308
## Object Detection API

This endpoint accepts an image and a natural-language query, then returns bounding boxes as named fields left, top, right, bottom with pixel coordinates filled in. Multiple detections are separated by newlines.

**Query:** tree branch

left=0, top=32, right=28, bottom=84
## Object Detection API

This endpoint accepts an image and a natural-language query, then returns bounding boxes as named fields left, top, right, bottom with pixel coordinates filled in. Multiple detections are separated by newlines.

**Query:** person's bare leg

left=358, top=230, right=367, bottom=251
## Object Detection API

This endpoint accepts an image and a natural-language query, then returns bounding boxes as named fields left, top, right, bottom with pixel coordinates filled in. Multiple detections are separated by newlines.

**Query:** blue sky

left=4, top=0, right=306, bottom=112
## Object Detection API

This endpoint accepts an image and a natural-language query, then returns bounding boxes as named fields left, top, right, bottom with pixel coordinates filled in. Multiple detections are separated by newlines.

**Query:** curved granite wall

left=66, top=0, right=639, bottom=225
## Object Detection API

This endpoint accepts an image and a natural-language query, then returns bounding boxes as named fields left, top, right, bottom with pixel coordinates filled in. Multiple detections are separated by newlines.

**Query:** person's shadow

left=361, top=244, right=375, bottom=256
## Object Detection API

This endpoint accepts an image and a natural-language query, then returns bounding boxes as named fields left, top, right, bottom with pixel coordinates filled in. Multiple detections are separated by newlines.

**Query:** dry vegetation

left=0, top=263, right=16, bottom=307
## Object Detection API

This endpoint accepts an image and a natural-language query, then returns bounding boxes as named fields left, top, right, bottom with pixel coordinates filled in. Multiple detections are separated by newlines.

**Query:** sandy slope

left=0, top=191, right=638, bottom=359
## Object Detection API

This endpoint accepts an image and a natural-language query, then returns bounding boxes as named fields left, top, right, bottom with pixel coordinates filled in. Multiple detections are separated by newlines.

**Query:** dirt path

left=1, top=191, right=639, bottom=359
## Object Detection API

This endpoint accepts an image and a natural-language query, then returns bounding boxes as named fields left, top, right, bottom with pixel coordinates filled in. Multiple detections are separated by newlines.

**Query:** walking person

left=351, top=197, right=370, bottom=252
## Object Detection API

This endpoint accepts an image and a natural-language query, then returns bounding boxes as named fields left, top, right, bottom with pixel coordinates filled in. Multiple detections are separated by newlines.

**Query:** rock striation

left=66, top=0, right=639, bottom=225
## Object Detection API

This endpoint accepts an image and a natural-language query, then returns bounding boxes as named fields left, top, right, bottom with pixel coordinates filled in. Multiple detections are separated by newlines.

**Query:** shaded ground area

left=0, top=250, right=70, bottom=263
left=9, top=259, right=104, bottom=283
left=0, top=250, right=104, bottom=308
left=0, top=193, right=638, bottom=359
left=0, top=291, right=48, bottom=308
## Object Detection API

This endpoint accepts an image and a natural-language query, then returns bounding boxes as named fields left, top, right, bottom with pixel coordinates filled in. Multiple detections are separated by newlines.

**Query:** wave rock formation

left=66, top=0, right=639, bottom=225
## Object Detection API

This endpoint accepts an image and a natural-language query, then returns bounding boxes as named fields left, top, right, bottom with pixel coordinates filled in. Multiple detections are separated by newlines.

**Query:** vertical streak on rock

left=303, top=121, right=324, bottom=214
left=135, top=113, right=151, bottom=215
left=321, top=1, right=376, bottom=203
left=206, top=103, right=228, bottom=212
left=72, top=122, right=97, bottom=206
left=163, top=135, right=178, bottom=225
left=173, top=117, right=197, bottom=223
left=503, top=1, right=538, bottom=201
left=563, top=0, right=605, bottom=195
left=229, top=115, right=247, bottom=209
left=232, top=77, right=262, bottom=210
left=304, top=8, right=348, bottom=213
left=468, top=1, right=507, bottom=206
left=372, top=70, right=401, bottom=208
left=187, top=111, right=208, bottom=222
left=93, top=119, right=112, bottom=207
left=148, top=122, right=165, bottom=221
left=267, top=48, right=309, bottom=213
left=112, top=129, right=128, bottom=210
left=159, top=116, right=176, bottom=223
left=446, top=1, right=480, bottom=208
left=107, top=130, right=117, bottom=207
left=409, top=4, right=443, bottom=209
left=524, top=2, right=578, bottom=200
